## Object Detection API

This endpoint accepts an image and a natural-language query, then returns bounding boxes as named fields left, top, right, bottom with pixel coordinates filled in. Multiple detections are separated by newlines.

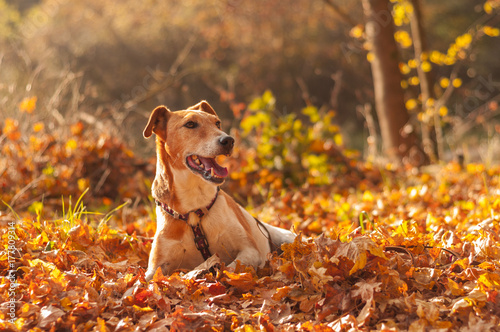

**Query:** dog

left=143, top=100, right=295, bottom=280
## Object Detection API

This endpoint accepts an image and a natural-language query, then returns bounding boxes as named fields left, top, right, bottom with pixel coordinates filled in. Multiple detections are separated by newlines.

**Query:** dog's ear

left=143, top=106, right=170, bottom=141
left=188, top=100, right=217, bottom=116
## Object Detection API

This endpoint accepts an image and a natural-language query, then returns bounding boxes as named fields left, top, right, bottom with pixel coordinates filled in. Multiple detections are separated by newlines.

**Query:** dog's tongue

left=198, top=156, right=228, bottom=177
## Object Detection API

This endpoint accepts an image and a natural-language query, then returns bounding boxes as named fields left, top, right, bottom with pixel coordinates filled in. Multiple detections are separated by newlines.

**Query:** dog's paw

left=182, top=255, right=222, bottom=279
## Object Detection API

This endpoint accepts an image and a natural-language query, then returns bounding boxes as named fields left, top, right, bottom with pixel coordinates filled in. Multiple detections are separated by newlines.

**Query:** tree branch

left=323, top=0, right=358, bottom=27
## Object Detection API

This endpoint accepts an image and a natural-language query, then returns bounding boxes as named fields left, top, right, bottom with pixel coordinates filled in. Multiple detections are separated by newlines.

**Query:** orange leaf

left=19, top=96, right=37, bottom=113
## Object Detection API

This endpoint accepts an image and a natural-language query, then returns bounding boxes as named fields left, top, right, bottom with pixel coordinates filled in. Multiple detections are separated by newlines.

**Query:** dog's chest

left=192, top=215, right=240, bottom=264
left=160, top=213, right=240, bottom=268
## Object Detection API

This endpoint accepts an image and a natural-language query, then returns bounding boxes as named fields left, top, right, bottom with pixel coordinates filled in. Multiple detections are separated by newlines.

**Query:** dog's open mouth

left=186, top=155, right=229, bottom=183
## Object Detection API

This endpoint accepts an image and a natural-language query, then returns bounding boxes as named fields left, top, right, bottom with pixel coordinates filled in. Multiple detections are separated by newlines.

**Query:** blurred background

left=1, top=0, right=499, bottom=152
left=1, top=0, right=500, bottom=211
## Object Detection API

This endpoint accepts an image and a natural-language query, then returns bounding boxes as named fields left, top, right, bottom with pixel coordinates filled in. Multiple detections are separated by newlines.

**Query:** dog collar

left=155, top=187, right=220, bottom=260
left=156, top=187, right=220, bottom=221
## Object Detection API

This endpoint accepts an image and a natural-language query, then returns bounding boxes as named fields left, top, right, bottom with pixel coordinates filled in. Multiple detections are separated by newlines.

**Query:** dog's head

left=144, top=101, right=234, bottom=185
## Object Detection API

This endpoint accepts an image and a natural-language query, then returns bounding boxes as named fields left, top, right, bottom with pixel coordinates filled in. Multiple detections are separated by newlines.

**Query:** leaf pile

left=2, top=120, right=500, bottom=330
left=1, top=118, right=152, bottom=211
left=2, top=162, right=500, bottom=330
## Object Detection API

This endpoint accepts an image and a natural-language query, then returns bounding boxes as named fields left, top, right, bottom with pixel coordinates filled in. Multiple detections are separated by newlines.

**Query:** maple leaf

left=308, top=265, right=333, bottom=289
left=332, top=236, right=387, bottom=275
left=352, top=278, right=382, bottom=302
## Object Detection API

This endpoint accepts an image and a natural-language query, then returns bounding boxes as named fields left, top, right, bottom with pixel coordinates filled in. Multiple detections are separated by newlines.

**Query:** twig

left=9, top=176, right=45, bottom=207
left=330, top=71, right=343, bottom=110
left=322, top=0, right=358, bottom=28
left=296, top=77, right=311, bottom=106
left=451, top=93, right=500, bottom=138
left=95, top=168, right=111, bottom=194
left=357, top=103, right=378, bottom=160
left=384, top=246, right=415, bottom=265
left=424, top=245, right=461, bottom=262
left=46, top=70, right=82, bottom=125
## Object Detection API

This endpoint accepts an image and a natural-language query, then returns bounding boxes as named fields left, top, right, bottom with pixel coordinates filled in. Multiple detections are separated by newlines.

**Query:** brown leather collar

left=156, top=187, right=219, bottom=260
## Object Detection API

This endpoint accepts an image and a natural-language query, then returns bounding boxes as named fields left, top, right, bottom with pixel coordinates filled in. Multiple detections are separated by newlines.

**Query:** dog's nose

left=219, top=136, right=235, bottom=149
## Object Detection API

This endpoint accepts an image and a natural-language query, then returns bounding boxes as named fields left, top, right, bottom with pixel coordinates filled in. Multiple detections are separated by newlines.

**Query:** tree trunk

left=362, top=0, right=427, bottom=166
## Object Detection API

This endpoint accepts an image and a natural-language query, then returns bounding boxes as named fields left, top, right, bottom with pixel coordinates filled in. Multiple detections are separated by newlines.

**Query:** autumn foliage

left=2, top=111, right=500, bottom=331
left=2, top=0, right=500, bottom=330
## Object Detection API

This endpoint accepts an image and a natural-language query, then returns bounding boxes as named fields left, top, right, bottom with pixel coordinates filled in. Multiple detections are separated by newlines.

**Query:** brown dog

left=143, top=101, right=295, bottom=280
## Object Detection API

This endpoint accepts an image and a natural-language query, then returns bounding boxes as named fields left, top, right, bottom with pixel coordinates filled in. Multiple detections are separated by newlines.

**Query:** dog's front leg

left=145, top=234, right=184, bottom=281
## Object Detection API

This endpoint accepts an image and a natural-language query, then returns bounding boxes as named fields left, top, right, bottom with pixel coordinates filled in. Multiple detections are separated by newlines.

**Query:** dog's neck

left=152, top=139, right=218, bottom=215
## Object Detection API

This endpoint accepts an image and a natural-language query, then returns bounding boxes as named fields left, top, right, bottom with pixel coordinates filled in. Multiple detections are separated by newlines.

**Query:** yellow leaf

left=405, top=99, right=418, bottom=110
left=447, top=278, right=464, bottom=296
left=409, top=76, right=420, bottom=86
left=399, top=63, right=411, bottom=75
left=50, top=266, right=62, bottom=280
left=237, top=325, right=257, bottom=332
left=19, top=96, right=37, bottom=114
left=28, top=259, right=57, bottom=271
left=362, top=190, right=374, bottom=202
left=366, top=52, right=375, bottom=62
left=333, top=236, right=386, bottom=275
left=395, top=30, right=412, bottom=48
left=132, top=305, right=154, bottom=312
left=78, top=178, right=89, bottom=192
left=466, top=163, right=485, bottom=174
left=33, top=122, right=45, bottom=132
left=421, top=61, right=432, bottom=72
left=452, top=78, right=462, bottom=88
left=66, top=139, right=77, bottom=151
left=444, top=56, right=456, bottom=66
left=455, top=33, right=472, bottom=49
left=440, top=77, right=450, bottom=88
left=430, top=50, right=444, bottom=64
left=478, top=272, right=500, bottom=290
left=439, top=106, right=448, bottom=117
left=307, top=220, right=323, bottom=233
left=350, top=25, right=364, bottom=39
left=350, top=251, right=367, bottom=275
left=124, top=273, right=136, bottom=283
left=408, top=59, right=417, bottom=68
left=484, top=2, right=493, bottom=14
left=334, top=133, right=343, bottom=146
left=483, top=26, right=500, bottom=37
left=15, top=318, right=27, bottom=330
left=477, top=262, right=496, bottom=270
left=60, top=297, right=73, bottom=311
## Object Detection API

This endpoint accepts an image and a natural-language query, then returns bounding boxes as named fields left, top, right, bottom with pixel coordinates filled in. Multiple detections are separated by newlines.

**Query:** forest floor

left=1, top=121, right=500, bottom=331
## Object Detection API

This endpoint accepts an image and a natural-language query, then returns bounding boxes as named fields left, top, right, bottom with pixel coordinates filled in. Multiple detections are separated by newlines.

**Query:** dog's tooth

left=210, top=168, right=214, bottom=177
left=200, top=163, right=205, bottom=169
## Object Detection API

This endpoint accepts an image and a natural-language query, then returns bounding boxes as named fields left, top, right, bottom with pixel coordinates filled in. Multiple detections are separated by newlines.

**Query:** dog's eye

left=184, top=121, right=198, bottom=129
left=216, top=121, right=221, bottom=129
